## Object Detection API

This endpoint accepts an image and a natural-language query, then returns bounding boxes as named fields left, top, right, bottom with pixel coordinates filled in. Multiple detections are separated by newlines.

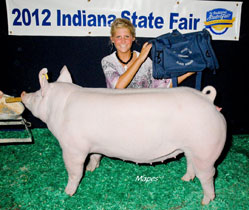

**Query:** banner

left=5, top=0, right=242, bottom=40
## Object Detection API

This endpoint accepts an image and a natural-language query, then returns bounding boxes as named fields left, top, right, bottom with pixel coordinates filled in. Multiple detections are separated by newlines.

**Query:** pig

left=21, top=66, right=226, bottom=205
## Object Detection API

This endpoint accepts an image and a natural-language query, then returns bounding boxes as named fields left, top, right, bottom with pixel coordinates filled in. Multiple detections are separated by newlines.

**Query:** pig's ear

left=57, top=65, right=73, bottom=83
left=39, top=68, right=49, bottom=97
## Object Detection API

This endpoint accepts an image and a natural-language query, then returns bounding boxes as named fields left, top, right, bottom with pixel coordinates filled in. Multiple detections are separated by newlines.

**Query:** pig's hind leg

left=192, top=158, right=216, bottom=205
left=86, top=154, right=102, bottom=172
left=63, top=149, right=87, bottom=196
left=181, top=154, right=196, bottom=181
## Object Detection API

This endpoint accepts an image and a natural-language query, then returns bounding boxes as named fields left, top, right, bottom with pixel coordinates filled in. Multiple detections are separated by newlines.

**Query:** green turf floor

left=0, top=129, right=248, bottom=210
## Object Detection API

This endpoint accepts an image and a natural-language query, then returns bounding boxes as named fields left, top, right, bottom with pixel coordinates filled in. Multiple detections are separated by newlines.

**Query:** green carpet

left=0, top=129, right=248, bottom=210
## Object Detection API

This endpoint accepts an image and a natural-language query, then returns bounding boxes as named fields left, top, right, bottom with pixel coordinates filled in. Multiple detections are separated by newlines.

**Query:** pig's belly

left=87, top=122, right=182, bottom=164
left=101, top=147, right=183, bottom=164
left=95, top=140, right=183, bottom=164
left=72, top=106, right=191, bottom=163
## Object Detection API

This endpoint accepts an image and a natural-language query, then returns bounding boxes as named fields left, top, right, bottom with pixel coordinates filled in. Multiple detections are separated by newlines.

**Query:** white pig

left=21, top=66, right=226, bottom=205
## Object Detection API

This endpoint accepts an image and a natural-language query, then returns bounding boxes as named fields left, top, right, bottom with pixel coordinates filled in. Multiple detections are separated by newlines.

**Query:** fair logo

left=204, top=8, right=235, bottom=35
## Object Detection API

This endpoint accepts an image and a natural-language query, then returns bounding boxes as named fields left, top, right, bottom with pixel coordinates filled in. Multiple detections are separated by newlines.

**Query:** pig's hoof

left=181, top=173, right=195, bottom=182
left=201, top=194, right=214, bottom=205
left=86, top=162, right=100, bottom=172
left=65, top=185, right=77, bottom=196
left=201, top=197, right=211, bottom=205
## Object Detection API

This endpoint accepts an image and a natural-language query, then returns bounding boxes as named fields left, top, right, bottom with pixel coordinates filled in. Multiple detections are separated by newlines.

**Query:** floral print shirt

left=101, top=51, right=171, bottom=89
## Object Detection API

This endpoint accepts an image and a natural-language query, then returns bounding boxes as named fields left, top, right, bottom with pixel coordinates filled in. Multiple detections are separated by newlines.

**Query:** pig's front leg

left=86, top=154, right=102, bottom=172
left=63, top=149, right=87, bottom=196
